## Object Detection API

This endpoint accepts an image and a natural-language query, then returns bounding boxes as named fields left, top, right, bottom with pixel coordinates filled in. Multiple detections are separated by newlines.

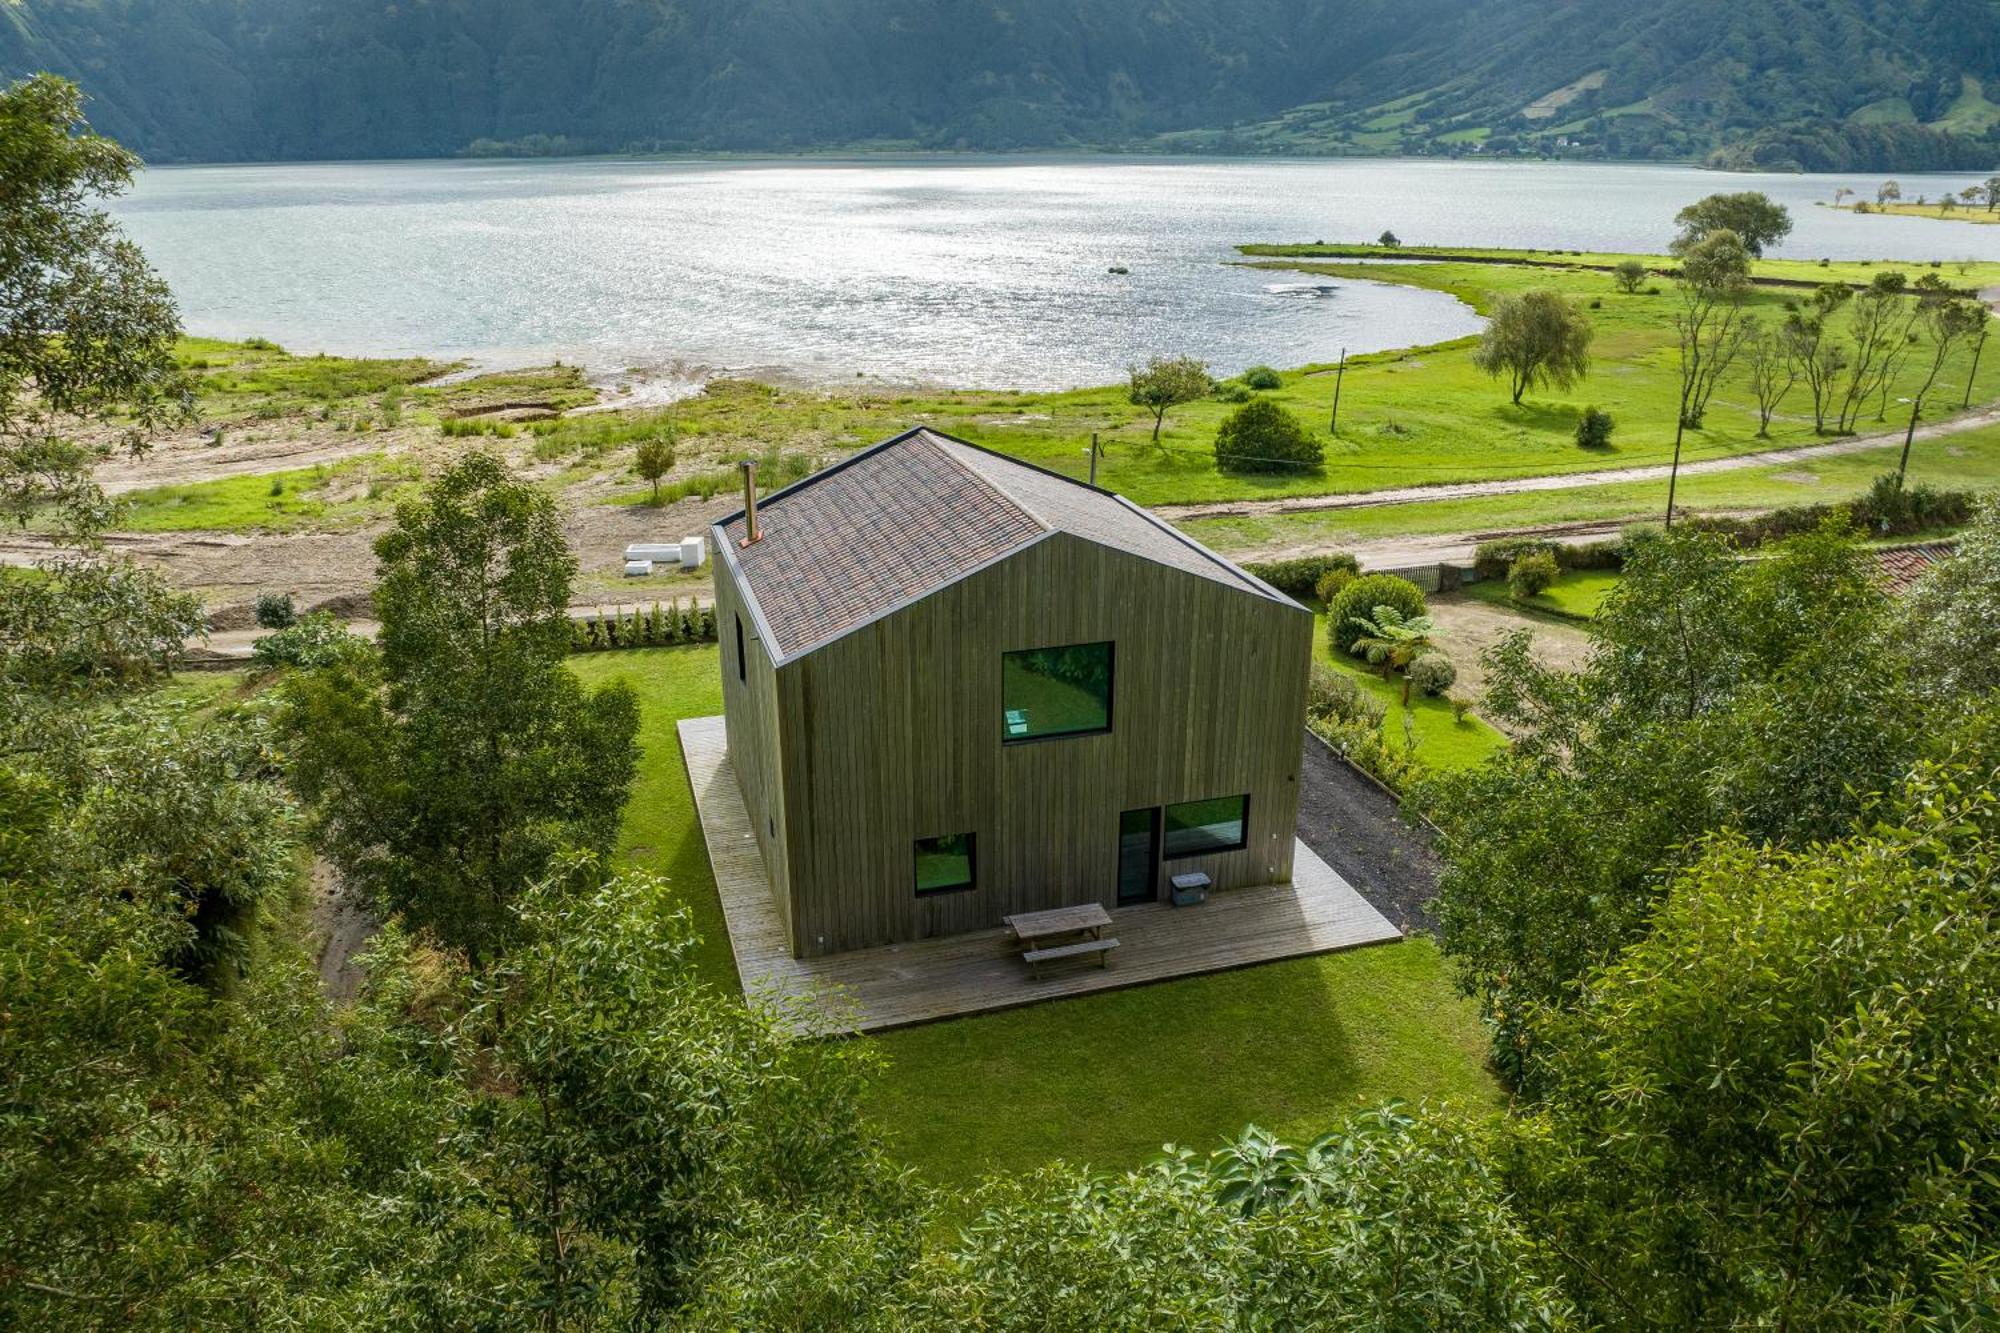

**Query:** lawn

left=1466, top=569, right=1621, bottom=622
left=1311, top=612, right=1509, bottom=771
left=1184, top=420, right=2000, bottom=557
left=568, top=644, right=1498, bottom=1190
left=1236, top=242, right=2000, bottom=289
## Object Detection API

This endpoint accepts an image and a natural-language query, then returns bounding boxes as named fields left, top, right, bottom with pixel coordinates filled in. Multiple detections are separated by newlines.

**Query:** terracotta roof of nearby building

left=1875, top=541, right=1957, bottom=595
left=714, top=427, right=1291, bottom=661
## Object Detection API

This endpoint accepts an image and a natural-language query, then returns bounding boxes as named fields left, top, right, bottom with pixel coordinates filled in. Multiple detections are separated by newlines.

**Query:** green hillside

left=5, top=0, right=2000, bottom=166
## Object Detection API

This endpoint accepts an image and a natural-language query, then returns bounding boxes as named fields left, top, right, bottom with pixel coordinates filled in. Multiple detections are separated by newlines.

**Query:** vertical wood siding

left=760, top=533, right=1311, bottom=957
left=712, top=549, right=791, bottom=935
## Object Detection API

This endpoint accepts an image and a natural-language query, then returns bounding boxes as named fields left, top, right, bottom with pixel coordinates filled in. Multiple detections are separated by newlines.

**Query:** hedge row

left=569, top=600, right=718, bottom=654
left=1471, top=536, right=1626, bottom=579
left=1242, top=551, right=1360, bottom=600
left=1678, top=477, right=1977, bottom=550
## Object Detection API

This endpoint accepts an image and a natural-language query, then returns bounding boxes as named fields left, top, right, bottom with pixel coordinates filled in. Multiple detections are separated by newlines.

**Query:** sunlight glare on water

left=113, top=156, right=2000, bottom=390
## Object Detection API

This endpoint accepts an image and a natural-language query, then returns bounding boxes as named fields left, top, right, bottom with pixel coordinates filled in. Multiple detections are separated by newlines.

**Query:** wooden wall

left=768, top=533, right=1313, bottom=957
left=712, top=546, right=791, bottom=934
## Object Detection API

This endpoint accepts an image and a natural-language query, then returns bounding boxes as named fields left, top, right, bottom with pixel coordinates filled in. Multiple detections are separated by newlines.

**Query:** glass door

left=1117, top=807, right=1160, bottom=905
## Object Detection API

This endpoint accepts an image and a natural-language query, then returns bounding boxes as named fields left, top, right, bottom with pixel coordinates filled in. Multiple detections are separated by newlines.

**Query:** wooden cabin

left=710, top=427, right=1314, bottom=959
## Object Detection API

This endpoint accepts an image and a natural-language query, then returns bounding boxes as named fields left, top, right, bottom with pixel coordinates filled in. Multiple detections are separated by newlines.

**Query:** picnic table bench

left=1004, top=903, right=1118, bottom=979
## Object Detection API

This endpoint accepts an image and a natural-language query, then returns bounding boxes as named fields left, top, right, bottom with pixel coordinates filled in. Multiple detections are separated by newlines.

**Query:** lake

left=113, top=156, right=2000, bottom=392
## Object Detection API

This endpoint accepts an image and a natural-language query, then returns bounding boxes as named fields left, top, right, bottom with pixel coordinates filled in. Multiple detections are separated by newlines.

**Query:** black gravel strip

left=1295, top=730, right=1441, bottom=935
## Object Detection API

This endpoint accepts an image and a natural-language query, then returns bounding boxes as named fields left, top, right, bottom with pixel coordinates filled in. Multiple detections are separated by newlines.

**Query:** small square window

left=914, top=832, right=976, bottom=895
left=1163, top=795, right=1249, bottom=859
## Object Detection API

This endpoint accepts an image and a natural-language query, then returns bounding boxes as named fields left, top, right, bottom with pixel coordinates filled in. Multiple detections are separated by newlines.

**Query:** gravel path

left=1295, top=731, right=1440, bottom=935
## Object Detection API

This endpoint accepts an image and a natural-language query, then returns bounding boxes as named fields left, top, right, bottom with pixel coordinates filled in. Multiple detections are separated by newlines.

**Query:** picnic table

left=1004, top=903, right=1118, bottom=979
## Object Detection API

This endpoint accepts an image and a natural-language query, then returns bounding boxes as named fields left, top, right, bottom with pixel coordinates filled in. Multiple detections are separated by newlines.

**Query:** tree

left=1664, top=230, right=1752, bottom=523
left=633, top=432, right=676, bottom=502
left=1837, top=271, right=1914, bottom=433
left=1788, top=284, right=1852, bottom=433
left=1211, top=398, right=1322, bottom=474
left=1878, top=179, right=1903, bottom=204
left=1126, top=355, right=1210, bottom=444
left=1519, top=765, right=2000, bottom=1329
left=1832, top=186, right=1854, bottom=208
left=1470, top=289, right=1593, bottom=406
left=1892, top=291, right=1987, bottom=486
left=1572, top=405, right=1613, bottom=448
left=1986, top=174, right=2000, bottom=211
left=1425, top=522, right=1925, bottom=1075
left=1962, top=186, right=1983, bottom=207
left=1901, top=497, right=2000, bottom=699
left=284, top=452, right=640, bottom=965
left=1377, top=229, right=1401, bottom=247
left=0, top=76, right=201, bottom=732
left=1670, top=191, right=1792, bottom=258
left=1742, top=317, right=1802, bottom=436
left=1611, top=259, right=1647, bottom=294
left=1348, top=604, right=1439, bottom=702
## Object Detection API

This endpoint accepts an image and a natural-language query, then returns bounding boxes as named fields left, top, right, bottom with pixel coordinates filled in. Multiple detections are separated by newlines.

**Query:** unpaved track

left=1154, top=404, right=2000, bottom=524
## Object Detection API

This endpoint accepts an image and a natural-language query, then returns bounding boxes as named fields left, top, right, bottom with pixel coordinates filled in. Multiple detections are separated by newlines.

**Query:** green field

left=1235, top=242, right=2000, bottom=289
left=1830, top=201, right=2000, bottom=226
left=1184, top=422, right=2000, bottom=557
left=1466, top=569, right=1621, bottom=621
left=567, top=645, right=1498, bottom=1191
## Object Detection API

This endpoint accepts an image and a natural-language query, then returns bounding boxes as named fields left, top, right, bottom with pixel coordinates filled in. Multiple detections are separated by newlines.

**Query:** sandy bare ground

left=1153, top=403, right=2000, bottom=524
left=95, top=420, right=436, bottom=494
left=1427, top=595, right=1594, bottom=704
left=309, top=859, right=379, bottom=1002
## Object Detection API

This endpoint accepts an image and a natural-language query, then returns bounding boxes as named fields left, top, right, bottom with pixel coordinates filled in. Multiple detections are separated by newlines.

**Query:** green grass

left=568, top=644, right=1498, bottom=1191
left=1312, top=614, right=1508, bottom=771
left=110, top=455, right=422, bottom=533
left=1466, top=569, right=1620, bottom=621
left=1235, top=243, right=2000, bottom=289
left=1183, top=419, right=2000, bottom=557
left=1833, top=201, right=2000, bottom=226
left=178, top=336, right=450, bottom=416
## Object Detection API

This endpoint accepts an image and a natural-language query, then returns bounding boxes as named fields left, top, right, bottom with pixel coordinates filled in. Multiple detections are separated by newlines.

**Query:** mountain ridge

left=5, top=0, right=2000, bottom=169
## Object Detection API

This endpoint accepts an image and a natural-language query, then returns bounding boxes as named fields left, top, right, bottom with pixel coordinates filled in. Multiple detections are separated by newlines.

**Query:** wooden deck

left=678, top=715, right=1403, bottom=1034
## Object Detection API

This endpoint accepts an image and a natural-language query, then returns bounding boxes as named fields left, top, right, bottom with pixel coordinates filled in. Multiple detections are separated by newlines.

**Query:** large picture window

left=914, top=832, right=976, bottom=895
left=1163, top=795, right=1249, bottom=858
left=1002, top=641, right=1113, bottom=742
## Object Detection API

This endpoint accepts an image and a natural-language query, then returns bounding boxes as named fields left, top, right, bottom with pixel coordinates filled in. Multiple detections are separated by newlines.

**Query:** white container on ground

left=623, top=559, right=654, bottom=578
left=679, top=536, right=706, bottom=570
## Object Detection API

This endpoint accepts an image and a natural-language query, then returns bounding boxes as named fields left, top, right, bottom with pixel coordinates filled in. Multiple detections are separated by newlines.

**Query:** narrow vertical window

left=735, top=614, right=746, bottom=682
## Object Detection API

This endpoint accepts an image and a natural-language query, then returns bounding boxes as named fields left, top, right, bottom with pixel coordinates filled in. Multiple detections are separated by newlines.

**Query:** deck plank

left=678, top=715, right=1404, bottom=1034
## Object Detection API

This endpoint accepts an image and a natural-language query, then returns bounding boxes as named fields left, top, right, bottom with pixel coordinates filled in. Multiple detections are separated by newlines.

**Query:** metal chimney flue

left=738, top=459, right=761, bottom=546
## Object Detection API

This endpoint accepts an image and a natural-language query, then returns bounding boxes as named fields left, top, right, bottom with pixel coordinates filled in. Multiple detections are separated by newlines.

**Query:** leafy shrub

left=1680, top=477, right=1977, bottom=550
left=1508, top=550, right=1559, bottom=599
left=1472, top=536, right=1623, bottom=578
left=1306, top=660, right=1387, bottom=730
left=251, top=611, right=360, bottom=670
left=1241, top=365, right=1283, bottom=390
left=1242, top=550, right=1359, bottom=600
left=1314, top=566, right=1356, bottom=604
left=1327, top=574, right=1426, bottom=658
left=1574, top=406, right=1614, bottom=449
left=1612, top=259, right=1647, bottom=294
left=1214, top=399, right=1324, bottom=475
left=254, top=591, right=297, bottom=629
left=1212, top=383, right=1253, bottom=404
left=1408, top=651, right=1457, bottom=696
left=1304, top=662, right=1423, bottom=792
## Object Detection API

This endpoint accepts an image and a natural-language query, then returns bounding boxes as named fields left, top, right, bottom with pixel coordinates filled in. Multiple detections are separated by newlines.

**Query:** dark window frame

left=1162, top=794, right=1251, bottom=860
left=735, top=613, right=746, bottom=683
left=913, top=831, right=977, bottom=897
left=1000, top=640, right=1115, bottom=746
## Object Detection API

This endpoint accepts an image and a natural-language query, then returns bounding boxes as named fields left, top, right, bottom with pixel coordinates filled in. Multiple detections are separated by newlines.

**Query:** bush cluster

left=1675, top=476, right=1977, bottom=550
left=1408, top=651, right=1457, bottom=696
left=1241, top=365, right=1283, bottom=390
left=568, top=599, right=718, bottom=653
left=1304, top=661, right=1422, bottom=793
left=1472, top=536, right=1623, bottom=579
left=1241, top=550, right=1358, bottom=600
left=1574, top=406, right=1614, bottom=449
left=1327, top=574, right=1427, bottom=658
left=1508, top=549, right=1560, bottom=599
left=1214, top=399, right=1324, bottom=475
left=251, top=611, right=360, bottom=670
left=254, top=591, right=297, bottom=629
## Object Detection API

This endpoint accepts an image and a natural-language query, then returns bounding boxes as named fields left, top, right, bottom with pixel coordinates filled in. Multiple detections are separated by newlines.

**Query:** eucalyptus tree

left=1669, top=190, right=1791, bottom=258
left=1892, top=290, right=1988, bottom=487
left=1787, top=283, right=1852, bottom=432
left=1742, top=317, right=1802, bottom=435
left=1663, top=229, right=1751, bottom=524
left=1125, top=354, right=1211, bottom=444
left=1837, top=271, right=1913, bottom=434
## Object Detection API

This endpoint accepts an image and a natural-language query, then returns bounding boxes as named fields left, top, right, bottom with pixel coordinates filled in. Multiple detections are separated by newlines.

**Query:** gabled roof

left=714, top=427, right=1295, bottom=662
left=1875, top=541, right=1957, bottom=595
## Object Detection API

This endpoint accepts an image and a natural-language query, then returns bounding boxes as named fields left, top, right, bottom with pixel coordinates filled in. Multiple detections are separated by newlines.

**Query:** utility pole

left=1088, top=432, right=1100, bottom=486
left=1329, top=348, right=1347, bottom=435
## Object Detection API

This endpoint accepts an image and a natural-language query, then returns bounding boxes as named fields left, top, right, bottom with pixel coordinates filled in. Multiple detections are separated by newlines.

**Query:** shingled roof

left=714, top=427, right=1290, bottom=661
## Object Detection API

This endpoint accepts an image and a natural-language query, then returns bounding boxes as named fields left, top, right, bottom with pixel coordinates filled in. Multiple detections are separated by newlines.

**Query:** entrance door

left=1117, top=807, right=1160, bottom=905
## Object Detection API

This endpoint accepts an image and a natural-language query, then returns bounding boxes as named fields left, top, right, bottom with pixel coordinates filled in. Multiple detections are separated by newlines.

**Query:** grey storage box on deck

left=1170, top=872, right=1210, bottom=907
